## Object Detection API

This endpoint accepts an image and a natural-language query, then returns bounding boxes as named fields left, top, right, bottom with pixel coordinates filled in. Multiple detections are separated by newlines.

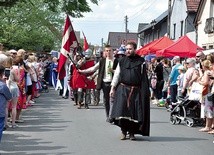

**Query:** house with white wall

left=138, top=11, right=168, bottom=46
left=170, top=0, right=200, bottom=42
left=195, top=0, right=214, bottom=49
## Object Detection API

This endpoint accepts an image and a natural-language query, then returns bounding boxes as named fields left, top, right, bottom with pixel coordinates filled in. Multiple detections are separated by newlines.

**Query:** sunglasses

left=196, top=56, right=201, bottom=58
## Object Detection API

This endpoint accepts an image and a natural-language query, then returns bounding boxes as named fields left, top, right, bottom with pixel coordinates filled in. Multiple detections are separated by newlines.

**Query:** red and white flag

left=58, top=15, right=79, bottom=80
left=82, top=31, right=89, bottom=51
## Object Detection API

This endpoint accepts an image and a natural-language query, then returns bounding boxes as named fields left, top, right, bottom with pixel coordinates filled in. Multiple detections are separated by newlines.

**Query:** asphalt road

left=0, top=88, right=213, bottom=155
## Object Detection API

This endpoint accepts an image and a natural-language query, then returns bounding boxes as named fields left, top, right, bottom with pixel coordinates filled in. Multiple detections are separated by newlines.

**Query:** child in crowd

left=177, top=65, right=185, bottom=98
left=0, top=65, right=12, bottom=142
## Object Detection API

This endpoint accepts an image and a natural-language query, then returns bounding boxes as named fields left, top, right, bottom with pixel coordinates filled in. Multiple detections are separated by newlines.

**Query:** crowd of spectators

left=0, top=44, right=56, bottom=142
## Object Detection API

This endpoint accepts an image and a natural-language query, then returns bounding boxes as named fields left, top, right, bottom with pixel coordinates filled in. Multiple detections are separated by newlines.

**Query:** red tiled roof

left=186, top=0, right=201, bottom=12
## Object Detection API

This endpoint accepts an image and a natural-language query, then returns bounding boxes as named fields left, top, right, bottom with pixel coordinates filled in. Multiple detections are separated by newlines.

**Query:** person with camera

left=0, top=65, right=12, bottom=142
left=206, top=55, right=214, bottom=134
left=6, top=56, right=20, bottom=129
left=198, top=60, right=213, bottom=132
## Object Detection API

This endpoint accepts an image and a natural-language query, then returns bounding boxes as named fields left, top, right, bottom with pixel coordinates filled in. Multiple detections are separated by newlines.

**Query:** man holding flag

left=57, top=15, right=79, bottom=99
left=74, top=32, right=96, bottom=109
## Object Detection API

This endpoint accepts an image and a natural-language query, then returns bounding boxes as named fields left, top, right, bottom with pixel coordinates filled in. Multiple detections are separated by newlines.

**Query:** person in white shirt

left=78, top=45, right=114, bottom=122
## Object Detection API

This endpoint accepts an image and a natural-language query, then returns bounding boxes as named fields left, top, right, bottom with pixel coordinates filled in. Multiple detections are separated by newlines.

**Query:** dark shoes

left=93, top=101, right=99, bottom=106
left=85, top=105, right=89, bottom=109
left=62, top=96, right=68, bottom=99
left=120, top=132, right=136, bottom=141
left=120, top=132, right=126, bottom=140
left=106, top=118, right=114, bottom=124
left=77, top=104, right=89, bottom=109
left=77, top=104, right=81, bottom=109
left=129, top=134, right=136, bottom=140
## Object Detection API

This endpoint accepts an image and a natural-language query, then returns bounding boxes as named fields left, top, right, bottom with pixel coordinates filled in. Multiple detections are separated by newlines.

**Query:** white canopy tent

left=202, top=49, right=214, bottom=55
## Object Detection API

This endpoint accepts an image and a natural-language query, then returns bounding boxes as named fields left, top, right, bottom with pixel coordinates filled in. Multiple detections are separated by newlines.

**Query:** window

left=210, top=0, right=214, bottom=17
left=202, top=46, right=207, bottom=50
left=180, top=21, right=184, bottom=37
left=157, top=29, right=160, bottom=38
left=209, top=45, right=213, bottom=49
left=204, top=17, right=214, bottom=33
left=173, top=23, right=176, bottom=39
left=144, top=35, right=147, bottom=44
left=150, top=34, right=152, bottom=42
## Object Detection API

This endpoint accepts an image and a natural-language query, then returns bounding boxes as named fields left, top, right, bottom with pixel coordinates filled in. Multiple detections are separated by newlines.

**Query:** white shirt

left=103, top=58, right=114, bottom=82
left=111, top=64, right=120, bottom=87
left=26, top=72, right=32, bottom=86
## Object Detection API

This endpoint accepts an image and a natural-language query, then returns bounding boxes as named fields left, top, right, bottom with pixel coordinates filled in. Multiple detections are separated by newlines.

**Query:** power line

left=72, top=19, right=123, bottom=23
left=72, top=0, right=150, bottom=23
left=129, top=0, right=157, bottom=22
left=128, top=0, right=151, bottom=19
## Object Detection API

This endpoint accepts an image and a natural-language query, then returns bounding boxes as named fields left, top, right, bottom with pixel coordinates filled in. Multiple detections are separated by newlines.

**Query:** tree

left=0, top=0, right=63, bottom=51
left=0, top=0, right=99, bottom=17
left=0, top=0, right=21, bottom=7
left=0, top=0, right=99, bottom=51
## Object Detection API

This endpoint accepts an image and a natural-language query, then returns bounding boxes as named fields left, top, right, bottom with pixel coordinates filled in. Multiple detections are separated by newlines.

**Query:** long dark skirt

left=111, top=84, right=148, bottom=135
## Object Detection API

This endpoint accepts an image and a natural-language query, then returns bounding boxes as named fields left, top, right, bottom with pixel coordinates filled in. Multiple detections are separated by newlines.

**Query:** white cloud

left=72, top=0, right=168, bottom=45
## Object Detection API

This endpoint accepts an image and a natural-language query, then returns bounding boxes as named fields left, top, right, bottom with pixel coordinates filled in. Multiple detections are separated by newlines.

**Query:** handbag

left=207, top=93, right=214, bottom=106
left=207, top=93, right=214, bottom=101
left=188, top=82, right=203, bottom=101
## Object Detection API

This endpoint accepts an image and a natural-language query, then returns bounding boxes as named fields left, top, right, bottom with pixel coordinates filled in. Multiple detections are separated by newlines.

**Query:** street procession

left=0, top=0, right=214, bottom=154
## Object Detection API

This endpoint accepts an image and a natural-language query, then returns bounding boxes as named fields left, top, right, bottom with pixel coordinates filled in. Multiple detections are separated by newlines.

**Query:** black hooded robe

left=111, top=55, right=150, bottom=136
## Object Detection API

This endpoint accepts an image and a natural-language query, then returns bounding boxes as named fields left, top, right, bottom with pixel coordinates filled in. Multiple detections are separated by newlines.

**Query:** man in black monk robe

left=110, top=42, right=150, bottom=140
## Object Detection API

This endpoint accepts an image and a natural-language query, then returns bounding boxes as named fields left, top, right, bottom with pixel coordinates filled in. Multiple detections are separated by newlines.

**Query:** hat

left=172, top=56, right=180, bottom=61
left=117, top=47, right=125, bottom=55
left=117, top=50, right=125, bottom=55
left=178, top=65, right=185, bottom=70
left=186, top=58, right=196, bottom=64
left=9, top=49, right=17, bottom=54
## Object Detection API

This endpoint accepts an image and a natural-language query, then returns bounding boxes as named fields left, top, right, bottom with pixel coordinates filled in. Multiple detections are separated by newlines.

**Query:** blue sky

left=72, top=0, right=168, bottom=45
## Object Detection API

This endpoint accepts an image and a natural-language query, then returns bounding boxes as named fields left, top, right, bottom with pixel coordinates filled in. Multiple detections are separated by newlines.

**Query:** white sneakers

left=29, top=100, right=35, bottom=104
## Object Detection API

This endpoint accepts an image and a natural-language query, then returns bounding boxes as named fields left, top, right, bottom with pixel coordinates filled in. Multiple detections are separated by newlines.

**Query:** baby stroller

left=170, top=96, right=204, bottom=127
left=41, top=78, right=49, bottom=93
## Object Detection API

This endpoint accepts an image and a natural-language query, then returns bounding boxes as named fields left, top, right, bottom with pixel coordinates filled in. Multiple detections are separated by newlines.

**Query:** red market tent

left=136, top=36, right=174, bottom=56
left=136, top=39, right=159, bottom=55
left=156, top=35, right=203, bottom=58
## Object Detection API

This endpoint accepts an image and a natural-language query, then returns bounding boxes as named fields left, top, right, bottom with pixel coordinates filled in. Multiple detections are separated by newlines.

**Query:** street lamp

left=151, top=20, right=156, bottom=41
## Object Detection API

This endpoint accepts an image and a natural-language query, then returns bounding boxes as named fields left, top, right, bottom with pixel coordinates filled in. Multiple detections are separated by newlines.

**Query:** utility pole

left=167, top=0, right=172, bottom=38
left=101, top=38, right=103, bottom=50
left=125, top=15, right=128, bottom=43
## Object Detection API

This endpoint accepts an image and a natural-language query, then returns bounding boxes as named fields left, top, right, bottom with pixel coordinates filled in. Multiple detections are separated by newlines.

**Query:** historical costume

left=50, top=58, right=58, bottom=88
left=82, top=53, right=96, bottom=109
left=111, top=54, right=150, bottom=139
left=71, top=53, right=88, bottom=108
